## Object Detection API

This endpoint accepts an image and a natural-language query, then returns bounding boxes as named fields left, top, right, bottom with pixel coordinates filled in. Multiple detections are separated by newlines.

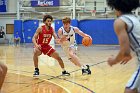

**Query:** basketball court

left=0, top=44, right=137, bottom=93
left=0, top=0, right=140, bottom=93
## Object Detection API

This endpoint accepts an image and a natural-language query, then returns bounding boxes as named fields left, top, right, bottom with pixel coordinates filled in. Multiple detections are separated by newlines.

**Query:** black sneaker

left=33, top=70, right=39, bottom=77
left=82, top=65, right=91, bottom=75
left=62, top=71, right=70, bottom=76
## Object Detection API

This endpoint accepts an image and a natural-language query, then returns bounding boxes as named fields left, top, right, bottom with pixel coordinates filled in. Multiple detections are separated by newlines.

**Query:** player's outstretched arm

left=52, top=29, right=61, bottom=44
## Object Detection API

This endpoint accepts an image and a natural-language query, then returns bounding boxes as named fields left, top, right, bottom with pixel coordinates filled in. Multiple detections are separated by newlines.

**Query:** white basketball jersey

left=119, top=14, right=140, bottom=64
left=119, top=14, right=140, bottom=91
left=61, top=26, right=76, bottom=46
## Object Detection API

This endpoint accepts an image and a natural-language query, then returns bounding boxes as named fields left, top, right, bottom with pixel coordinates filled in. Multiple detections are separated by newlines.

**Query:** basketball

left=82, top=36, right=92, bottom=47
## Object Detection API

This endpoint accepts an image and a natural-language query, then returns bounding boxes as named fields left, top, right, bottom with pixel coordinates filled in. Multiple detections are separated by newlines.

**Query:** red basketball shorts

left=41, top=44, right=55, bottom=56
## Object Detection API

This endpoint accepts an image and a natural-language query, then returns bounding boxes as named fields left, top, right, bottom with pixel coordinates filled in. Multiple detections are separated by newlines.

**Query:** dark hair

left=43, top=15, right=53, bottom=22
left=106, top=0, right=139, bottom=13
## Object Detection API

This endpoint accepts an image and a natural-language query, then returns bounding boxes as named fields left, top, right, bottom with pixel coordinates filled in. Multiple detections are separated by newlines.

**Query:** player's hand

left=60, top=36, right=67, bottom=42
left=107, top=55, right=117, bottom=66
left=86, top=35, right=92, bottom=40
left=120, top=55, right=132, bottom=65
left=35, top=44, right=41, bottom=50
left=55, top=39, right=61, bottom=44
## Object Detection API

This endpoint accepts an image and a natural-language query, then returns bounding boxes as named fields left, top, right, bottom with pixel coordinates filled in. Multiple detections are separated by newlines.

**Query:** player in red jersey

left=32, top=15, right=70, bottom=77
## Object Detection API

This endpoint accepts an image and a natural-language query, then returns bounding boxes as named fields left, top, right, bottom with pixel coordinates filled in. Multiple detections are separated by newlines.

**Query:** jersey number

left=43, top=38, right=48, bottom=43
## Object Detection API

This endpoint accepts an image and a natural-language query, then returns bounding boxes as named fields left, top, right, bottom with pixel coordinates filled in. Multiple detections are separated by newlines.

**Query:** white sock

left=62, top=68, right=65, bottom=71
left=81, top=65, right=87, bottom=69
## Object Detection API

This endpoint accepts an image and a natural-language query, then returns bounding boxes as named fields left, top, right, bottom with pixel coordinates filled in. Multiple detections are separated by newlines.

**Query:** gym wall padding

left=78, top=19, right=118, bottom=44
left=14, top=20, right=23, bottom=43
left=23, top=20, right=39, bottom=43
left=54, top=20, right=63, bottom=32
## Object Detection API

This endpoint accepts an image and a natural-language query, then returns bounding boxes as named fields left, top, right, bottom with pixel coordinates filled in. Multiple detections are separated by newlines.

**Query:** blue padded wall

left=14, top=20, right=23, bottom=43
left=54, top=19, right=63, bottom=32
left=23, top=20, right=39, bottom=43
left=78, top=19, right=118, bottom=44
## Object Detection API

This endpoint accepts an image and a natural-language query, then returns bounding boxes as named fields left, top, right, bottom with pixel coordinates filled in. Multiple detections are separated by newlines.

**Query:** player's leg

left=14, top=38, right=16, bottom=46
left=49, top=50, right=70, bottom=76
left=68, top=47, right=81, bottom=67
left=17, top=38, right=20, bottom=46
left=0, top=62, right=7, bottom=90
left=16, top=39, right=18, bottom=46
left=67, top=46, right=91, bottom=75
left=62, top=45, right=81, bottom=66
left=33, top=47, right=42, bottom=77
left=125, top=66, right=140, bottom=93
left=14, top=38, right=19, bottom=46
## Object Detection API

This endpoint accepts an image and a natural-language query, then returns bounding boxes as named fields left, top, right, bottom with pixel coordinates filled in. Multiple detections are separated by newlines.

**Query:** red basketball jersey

left=37, top=25, right=53, bottom=45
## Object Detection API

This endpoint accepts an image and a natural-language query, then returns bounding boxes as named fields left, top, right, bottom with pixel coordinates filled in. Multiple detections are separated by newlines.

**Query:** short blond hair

left=62, top=17, right=71, bottom=24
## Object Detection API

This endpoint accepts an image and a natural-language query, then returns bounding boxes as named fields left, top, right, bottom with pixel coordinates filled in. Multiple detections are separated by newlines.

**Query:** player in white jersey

left=58, top=17, right=92, bottom=75
left=106, top=0, right=140, bottom=93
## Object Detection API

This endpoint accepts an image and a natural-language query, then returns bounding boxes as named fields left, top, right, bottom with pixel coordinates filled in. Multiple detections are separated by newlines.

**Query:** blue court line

left=47, top=60, right=106, bottom=80
left=9, top=69, right=95, bottom=93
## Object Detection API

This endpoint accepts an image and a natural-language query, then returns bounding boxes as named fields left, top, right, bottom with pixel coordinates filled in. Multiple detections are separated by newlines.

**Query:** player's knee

left=34, top=52, right=40, bottom=56
left=34, top=49, right=41, bottom=56
left=56, top=56, right=62, bottom=61
left=54, top=54, right=62, bottom=61
left=51, top=52, right=62, bottom=61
